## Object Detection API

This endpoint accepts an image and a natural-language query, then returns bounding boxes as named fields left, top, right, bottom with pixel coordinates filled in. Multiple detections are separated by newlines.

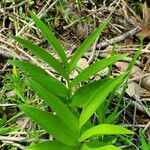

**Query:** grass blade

left=11, top=60, right=69, bottom=97
left=69, top=18, right=109, bottom=72
left=139, top=129, right=149, bottom=150
left=20, top=105, right=78, bottom=146
left=11, top=36, right=68, bottom=79
left=28, top=78, right=79, bottom=134
left=79, top=124, right=134, bottom=142
left=126, top=38, right=143, bottom=73
left=79, top=73, right=127, bottom=128
left=25, top=141, right=74, bottom=150
left=29, top=11, right=68, bottom=68
left=110, top=37, right=143, bottom=120
left=71, top=54, right=126, bottom=87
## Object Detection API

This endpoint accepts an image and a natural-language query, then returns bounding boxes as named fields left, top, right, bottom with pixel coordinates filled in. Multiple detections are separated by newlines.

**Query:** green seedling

left=11, top=11, right=134, bottom=150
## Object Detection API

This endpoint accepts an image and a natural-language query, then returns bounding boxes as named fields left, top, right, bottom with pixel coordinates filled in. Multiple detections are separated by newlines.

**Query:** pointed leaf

left=19, top=105, right=78, bottom=146
left=139, top=129, right=149, bottom=150
left=71, top=54, right=126, bottom=87
left=81, top=144, right=121, bottom=150
left=29, top=11, right=68, bottom=68
left=11, top=36, right=68, bottom=79
left=69, top=18, right=109, bottom=72
left=11, top=60, right=69, bottom=97
left=79, top=73, right=127, bottom=128
left=25, top=141, right=74, bottom=150
left=71, top=78, right=113, bottom=107
left=79, top=124, right=134, bottom=142
left=28, top=78, right=79, bottom=134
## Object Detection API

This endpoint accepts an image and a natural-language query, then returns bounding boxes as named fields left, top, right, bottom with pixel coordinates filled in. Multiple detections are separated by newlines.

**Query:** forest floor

left=0, top=0, right=150, bottom=149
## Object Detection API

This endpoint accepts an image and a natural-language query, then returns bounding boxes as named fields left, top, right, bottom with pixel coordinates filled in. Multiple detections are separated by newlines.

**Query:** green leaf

left=139, top=129, right=149, bottom=150
left=0, top=115, right=6, bottom=127
left=19, top=105, right=78, bottom=146
left=25, top=141, right=74, bottom=150
left=11, top=60, right=69, bottom=98
left=71, top=54, right=126, bottom=87
left=79, top=73, right=127, bottom=128
left=79, top=124, right=134, bottom=142
left=69, top=18, right=109, bottom=72
left=85, top=137, right=117, bottom=147
left=29, top=11, right=68, bottom=68
left=11, top=36, right=68, bottom=79
left=81, top=144, right=121, bottom=150
left=0, top=126, right=19, bottom=135
left=71, top=78, right=113, bottom=107
left=104, top=110, right=121, bottom=124
left=27, top=78, right=79, bottom=134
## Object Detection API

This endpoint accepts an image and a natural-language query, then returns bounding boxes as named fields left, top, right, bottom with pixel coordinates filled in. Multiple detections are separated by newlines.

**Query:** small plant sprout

left=11, top=11, right=135, bottom=150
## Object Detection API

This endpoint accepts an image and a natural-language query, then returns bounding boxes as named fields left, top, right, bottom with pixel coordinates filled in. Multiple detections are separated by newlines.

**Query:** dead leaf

left=5, top=90, right=16, bottom=97
left=137, top=1, right=150, bottom=39
left=115, top=61, right=150, bottom=91
left=141, top=76, right=150, bottom=91
left=126, top=82, right=139, bottom=98
left=77, top=58, right=89, bottom=69
left=70, top=58, right=89, bottom=78
left=115, top=62, right=141, bottom=77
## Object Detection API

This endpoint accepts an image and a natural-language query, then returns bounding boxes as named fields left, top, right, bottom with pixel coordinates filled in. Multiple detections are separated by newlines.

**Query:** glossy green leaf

left=28, top=78, right=79, bottom=134
left=81, top=144, right=121, bottom=150
left=71, top=54, right=126, bottom=87
left=29, top=11, right=68, bottom=68
left=11, top=36, right=68, bottom=79
left=25, top=141, right=74, bottom=150
left=79, top=124, right=134, bottom=142
left=19, top=105, right=78, bottom=146
left=69, top=18, right=109, bottom=72
left=79, top=73, right=127, bottom=128
left=71, top=78, right=113, bottom=107
left=11, top=60, right=69, bottom=97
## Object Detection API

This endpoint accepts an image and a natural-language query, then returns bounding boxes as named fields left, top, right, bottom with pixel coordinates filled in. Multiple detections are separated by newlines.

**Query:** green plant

left=139, top=129, right=150, bottom=150
left=11, top=11, right=134, bottom=150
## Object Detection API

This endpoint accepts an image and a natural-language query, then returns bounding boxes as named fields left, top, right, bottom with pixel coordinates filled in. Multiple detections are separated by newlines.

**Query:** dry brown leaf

left=126, top=82, right=139, bottom=98
left=77, top=58, right=89, bottom=69
left=143, top=1, right=150, bottom=26
left=115, top=62, right=141, bottom=77
left=70, top=58, right=89, bottom=78
left=115, top=62, right=150, bottom=91
left=137, top=1, right=150, bottom=39
left=5, top=90, right=16, bottom=98
left=16, top=116, right=29, bottom=127
left=141, top=76, right=150, bottom=91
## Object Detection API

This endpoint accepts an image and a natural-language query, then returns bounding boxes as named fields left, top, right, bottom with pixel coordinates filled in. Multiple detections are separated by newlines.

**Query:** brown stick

left=96, top=27, right=140, bottom=49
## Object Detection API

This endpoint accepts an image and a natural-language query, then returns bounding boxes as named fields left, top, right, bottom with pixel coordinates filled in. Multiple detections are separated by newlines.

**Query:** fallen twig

left=0, top=136, right=49, bottom=143
left=2, top=141, right=25, bottom=150
left=0, top=47, right=28, bottom=60
left=0, top=103, right=17, bottom=107
left=96, top=27, right=140, bottom=49
left=1, top=0, right=30, bottom=11
left=0, top=136, right=32, bottom=142
left=124, top=97, right=149, bottom=115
